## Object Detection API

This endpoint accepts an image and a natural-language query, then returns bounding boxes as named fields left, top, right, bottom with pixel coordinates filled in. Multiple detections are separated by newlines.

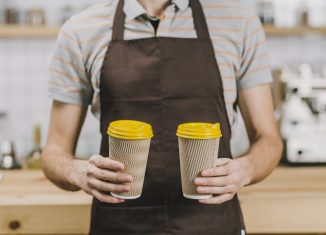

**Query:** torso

left=66, top=0, right=259, bottom=125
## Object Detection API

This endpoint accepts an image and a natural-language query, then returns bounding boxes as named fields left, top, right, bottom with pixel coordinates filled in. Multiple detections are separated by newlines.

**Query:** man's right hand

left=42, top=102, right=133, bottom=203
left=74, top=155, right=133, bottom=204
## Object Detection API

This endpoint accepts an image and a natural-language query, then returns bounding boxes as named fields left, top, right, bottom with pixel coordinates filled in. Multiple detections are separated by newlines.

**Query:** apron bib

left=90, top=0, right=245, bottom=234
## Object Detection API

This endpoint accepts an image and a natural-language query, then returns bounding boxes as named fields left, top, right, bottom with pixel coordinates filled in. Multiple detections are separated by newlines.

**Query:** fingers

left=87, top=164, right=133, bottom=183
left=195, top=176, right=229, bottom=187
left=196, top=184, right=236, bottom=195
left=201, top=159, right=233, bottom=177
left=87, top=177, right=131, bottom=193
left=195, top=159, right=241, bottom=204
left=89, top=155, right=124, bottom=171
left=202, top=166, right=230, bottom=177
left=195, top=175, right=235, bottom=195
left=91, top=188, right=125, bottom=204
left=84, top=155, right=131, bottom=204
left=199, top=193, right=235, bottom=205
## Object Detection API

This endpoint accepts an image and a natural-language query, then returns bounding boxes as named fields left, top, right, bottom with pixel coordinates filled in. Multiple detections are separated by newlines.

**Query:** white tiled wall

left=0, top=38, right=101, bottom=160
left=268, top=35, right=326, bottom=67
left=0, top=0, right=105, bottom=161
left=0, top=0, right=326, bottom=161
left=0, top=0, right=104, bottom=25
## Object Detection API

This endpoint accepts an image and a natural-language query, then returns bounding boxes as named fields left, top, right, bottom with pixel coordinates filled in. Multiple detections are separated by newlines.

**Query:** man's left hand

left=194, top=158, right=251, bottom=204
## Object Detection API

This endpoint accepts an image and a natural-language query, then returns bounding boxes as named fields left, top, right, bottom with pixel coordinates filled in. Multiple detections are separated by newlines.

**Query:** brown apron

left=90, top=0, right=245, bottom=234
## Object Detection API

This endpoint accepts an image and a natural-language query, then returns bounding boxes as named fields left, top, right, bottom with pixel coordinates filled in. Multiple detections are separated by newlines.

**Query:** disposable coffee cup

left=176, top=123, right=222, bottom=200
left=107, top=120, right=153, bottom=200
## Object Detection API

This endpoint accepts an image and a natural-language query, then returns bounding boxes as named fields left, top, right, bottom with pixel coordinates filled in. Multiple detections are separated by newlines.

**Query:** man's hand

left=194, top=158, right=251, bottom=204
left=42, top=102, right=133, bottom=203
left=194, top=85, right=283, bottom=205
left=74, top=155, right=133, bottom=204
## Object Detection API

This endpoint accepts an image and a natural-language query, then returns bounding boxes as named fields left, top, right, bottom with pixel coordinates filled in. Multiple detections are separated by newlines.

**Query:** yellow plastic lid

left=176, top=122, right=222, bottom=139
left=107, top=120, right=154, bottom=140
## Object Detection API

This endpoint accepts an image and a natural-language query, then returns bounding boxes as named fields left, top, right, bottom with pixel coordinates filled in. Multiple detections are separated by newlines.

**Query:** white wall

left=0, top=0, right=105, bottom=25
left=0, top=38, right=101, bottom=160
left=268, top=36, right=326, bottom=67
left=0, top=1, right=105, bottom=161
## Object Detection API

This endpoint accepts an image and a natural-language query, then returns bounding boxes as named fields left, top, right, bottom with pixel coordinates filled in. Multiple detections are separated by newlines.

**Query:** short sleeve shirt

left=49, top=0, right=273, bottom=126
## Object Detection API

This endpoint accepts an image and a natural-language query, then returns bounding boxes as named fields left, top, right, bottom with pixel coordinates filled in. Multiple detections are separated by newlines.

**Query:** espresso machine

left=281, top=64, right=326, bottom=164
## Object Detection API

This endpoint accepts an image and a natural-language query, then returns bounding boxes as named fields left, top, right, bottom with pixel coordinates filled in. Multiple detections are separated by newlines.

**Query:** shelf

left=0, top=25, right=60, bottom=38
left=1, top=25, right=326, bottom=38
left=264, top=25, right=326, bottom=36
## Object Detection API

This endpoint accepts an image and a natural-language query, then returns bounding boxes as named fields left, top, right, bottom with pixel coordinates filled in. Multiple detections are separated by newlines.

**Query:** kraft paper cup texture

left=178, top=137, right=220, bottom=200
left=109, top=135, right=151, bottom=200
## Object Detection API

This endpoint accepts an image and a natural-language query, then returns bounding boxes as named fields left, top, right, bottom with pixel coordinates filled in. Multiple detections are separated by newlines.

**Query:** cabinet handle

left=9, top=220, right=21, bottom=230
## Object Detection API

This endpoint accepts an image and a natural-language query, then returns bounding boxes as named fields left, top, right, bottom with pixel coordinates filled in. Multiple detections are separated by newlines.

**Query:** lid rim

left=176, top=135, right=221, bottom=140
left=107, top=120, right=154, bottom=140
left=109, top=133, right=153, bottom=140
left=176, top=122, right=222, bottom=139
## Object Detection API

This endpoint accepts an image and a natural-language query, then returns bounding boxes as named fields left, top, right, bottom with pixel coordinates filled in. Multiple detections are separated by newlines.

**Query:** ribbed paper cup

left=177, top=123, right=222, bottom=200
left=109, top=136, right=151, bottom=199
left=107, top=120, right=153, bottom=200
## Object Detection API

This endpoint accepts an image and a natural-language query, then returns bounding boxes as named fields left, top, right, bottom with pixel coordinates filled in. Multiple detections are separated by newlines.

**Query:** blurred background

left=0, top=1, right=326, bottom=235
left=0, top=0, right=326, bottom=165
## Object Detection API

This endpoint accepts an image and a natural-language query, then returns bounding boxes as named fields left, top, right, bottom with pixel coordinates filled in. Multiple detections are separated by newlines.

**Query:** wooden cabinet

left=0, top=171, right=91, bottom=234
left=240, top=167, right=326, bottom=234
left=0, top=167, right=326, bottom=234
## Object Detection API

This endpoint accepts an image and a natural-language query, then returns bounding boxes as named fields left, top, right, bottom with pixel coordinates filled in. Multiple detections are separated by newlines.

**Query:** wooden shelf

left=1, top=25, right=326, bottom=38
left=264, top=25, right=326, bottom=36
left=0, top=25, right=60, bottom=38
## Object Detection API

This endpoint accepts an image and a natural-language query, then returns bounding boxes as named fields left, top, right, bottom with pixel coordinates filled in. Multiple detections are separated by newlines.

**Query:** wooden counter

left=0, top=167, right=325, bottom=235
left=240, top=166, right=326, bottom=234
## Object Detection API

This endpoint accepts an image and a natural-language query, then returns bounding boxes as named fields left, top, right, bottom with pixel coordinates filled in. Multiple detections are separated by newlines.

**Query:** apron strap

left=112, top=0, right=125, bottom=41
left=190, top=0, right=211, bottom=39
left=111, top=0, right=211, bottom=41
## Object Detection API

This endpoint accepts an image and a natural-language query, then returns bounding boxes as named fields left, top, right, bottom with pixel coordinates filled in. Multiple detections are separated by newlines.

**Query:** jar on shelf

left=306, top=0, right=326, bottom=28
left=258, top=0, right=274, bottom=25
left=3, top=0, right=20, bottom=24
left=25, top=8, right=45, bottom=26
left=0, top=0, right=5, bottom=24
left=273, top=0, right=301, bottom=28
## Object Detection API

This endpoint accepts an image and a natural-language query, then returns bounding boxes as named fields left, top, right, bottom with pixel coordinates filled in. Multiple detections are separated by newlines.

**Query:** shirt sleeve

left=48, top=20, right=93, bottom=106
left=237, top=12, right=273, bottom=90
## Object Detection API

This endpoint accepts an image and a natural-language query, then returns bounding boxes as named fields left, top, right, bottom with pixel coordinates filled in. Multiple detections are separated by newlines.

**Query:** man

left=42, top=0, right=282, bottom=234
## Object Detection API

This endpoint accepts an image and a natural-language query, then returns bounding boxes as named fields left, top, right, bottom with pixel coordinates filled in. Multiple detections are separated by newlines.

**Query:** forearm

left=41, top=145, right=87, bottom=191
left=237, top=134, right=283, bottom=186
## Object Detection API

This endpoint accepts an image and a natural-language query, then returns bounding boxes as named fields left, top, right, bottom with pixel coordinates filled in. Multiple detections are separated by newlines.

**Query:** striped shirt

left=49, top=0, right=272, bottom=126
